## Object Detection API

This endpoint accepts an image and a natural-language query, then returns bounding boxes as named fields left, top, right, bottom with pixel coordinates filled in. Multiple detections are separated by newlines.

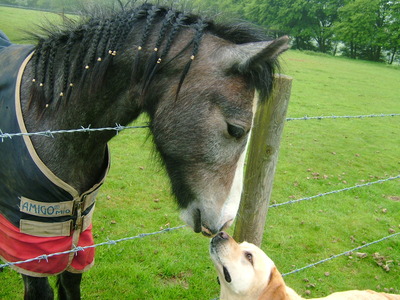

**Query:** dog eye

left=245, top=252, right=253, bottom=264
left=227, top=123, right=246, bottom=139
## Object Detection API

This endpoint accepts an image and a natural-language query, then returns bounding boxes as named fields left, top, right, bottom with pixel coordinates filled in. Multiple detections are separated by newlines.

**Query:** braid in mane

left=159, top=12, right=185, bottom=63
left=84, top=18, right=114, bottom=95
left=32, top=40, right=43, bottom=83
left=30, top=39, right=52, bottom=108
left=143, top=11, right=190, bottom=83
left=141, top=8, right=176, bottom=93
left=106, top=13, right=125, bottom=56
left=74, top=20, right=97, bottom=84
left=38, top=40, right=51, bottom=88
left=85, top=20, right=105, bottom=69
left=175, top=17, right=207, bottom=98
left=46, top=40, right=58, bottom=103
left=131, top=5, right=158, bottom=84
left=83, top=20, right=108, bottom=95
left=29, top=39, right=44, bottom=109
left=86, top=12, right=127, bottom=95
left=113, top=10, right=137, bottom=51
left=61, top=32, right=77, bottom=102
left=97, top=18, right=113, bottom=60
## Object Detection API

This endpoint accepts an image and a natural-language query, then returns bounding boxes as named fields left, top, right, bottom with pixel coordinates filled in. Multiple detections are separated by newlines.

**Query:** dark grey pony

left=0, top=3, right=288, bottom=299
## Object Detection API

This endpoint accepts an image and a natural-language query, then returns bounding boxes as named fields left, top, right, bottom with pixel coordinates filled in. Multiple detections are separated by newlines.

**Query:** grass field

left=1, top=5, right=399, bottom=299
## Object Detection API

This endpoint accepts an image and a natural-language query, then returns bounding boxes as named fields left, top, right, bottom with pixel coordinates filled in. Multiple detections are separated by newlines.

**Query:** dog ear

left=258, top=266, right=288, bottom=300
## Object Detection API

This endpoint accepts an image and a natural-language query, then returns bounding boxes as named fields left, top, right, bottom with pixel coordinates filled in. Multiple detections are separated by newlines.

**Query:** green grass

left=1, top=6, right=400, bottom=299
left=0, top=6, right=66, bottom=43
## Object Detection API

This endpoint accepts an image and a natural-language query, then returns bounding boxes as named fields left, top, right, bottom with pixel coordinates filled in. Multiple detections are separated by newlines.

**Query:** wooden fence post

left=233, top=74, right=292, bottom=246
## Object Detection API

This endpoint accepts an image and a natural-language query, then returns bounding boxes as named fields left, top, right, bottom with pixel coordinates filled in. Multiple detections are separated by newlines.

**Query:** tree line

left=1, top=0, right=399, bottom=63
left=193, top=0, right=400, bottom=64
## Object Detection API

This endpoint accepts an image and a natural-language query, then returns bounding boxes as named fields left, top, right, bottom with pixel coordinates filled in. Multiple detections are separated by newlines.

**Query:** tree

left=307, top=0, right=346, bottom=53
left=333, top=0, right=398, bottom=61
left=243, top=0, right=345, bottom=53
left=383, top=0, right=400, bottom=64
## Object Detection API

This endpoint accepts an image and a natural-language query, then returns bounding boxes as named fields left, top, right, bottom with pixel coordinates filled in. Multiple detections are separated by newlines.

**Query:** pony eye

left=245, top=252, right=253, bottom=264
left=227, top=123, right=246, bottom=139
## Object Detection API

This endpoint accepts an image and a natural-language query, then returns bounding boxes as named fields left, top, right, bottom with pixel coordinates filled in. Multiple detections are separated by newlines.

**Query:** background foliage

left=0, top=0, right=399, bottom=62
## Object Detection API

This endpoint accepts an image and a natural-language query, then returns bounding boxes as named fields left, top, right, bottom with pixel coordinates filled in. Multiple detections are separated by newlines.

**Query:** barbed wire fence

left=1, top=113, right=399, bottom=293
left=1, top=172, right=399, bottom=270
left=1, top=170, right=398, bottom=270
left=1, top=113, right=400, bottom=142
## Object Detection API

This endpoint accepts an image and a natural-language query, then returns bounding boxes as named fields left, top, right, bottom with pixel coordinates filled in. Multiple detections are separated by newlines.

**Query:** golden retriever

left=209, top=231, right=400, bottom=300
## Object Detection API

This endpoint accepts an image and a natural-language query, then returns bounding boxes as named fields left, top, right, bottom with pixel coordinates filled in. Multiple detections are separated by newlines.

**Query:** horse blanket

left=0, top=31, right=109, bottom=276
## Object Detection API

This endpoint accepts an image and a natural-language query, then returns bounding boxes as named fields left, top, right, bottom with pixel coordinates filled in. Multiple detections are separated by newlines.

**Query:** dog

left=210, top=231, right=400, bottom=300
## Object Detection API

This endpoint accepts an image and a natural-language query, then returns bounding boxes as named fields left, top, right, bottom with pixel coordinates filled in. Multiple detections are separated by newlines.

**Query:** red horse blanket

left=0, top=32, right=109, bottom=276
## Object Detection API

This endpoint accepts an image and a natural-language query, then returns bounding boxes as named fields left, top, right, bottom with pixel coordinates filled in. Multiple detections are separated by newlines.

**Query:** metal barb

left=38, top=255, right=49, bottom=262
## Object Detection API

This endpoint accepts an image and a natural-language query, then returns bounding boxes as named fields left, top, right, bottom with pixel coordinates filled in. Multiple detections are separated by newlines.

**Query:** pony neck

left=19, top=57, right=144, bottom=193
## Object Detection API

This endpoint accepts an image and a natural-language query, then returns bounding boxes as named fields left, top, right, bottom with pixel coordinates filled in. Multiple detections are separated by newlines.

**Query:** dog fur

left=210, top=232, right=400, bottom=300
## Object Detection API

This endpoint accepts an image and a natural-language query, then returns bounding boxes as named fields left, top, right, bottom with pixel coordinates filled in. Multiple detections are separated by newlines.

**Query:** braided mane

left=30, top=3, right=273, bottom=108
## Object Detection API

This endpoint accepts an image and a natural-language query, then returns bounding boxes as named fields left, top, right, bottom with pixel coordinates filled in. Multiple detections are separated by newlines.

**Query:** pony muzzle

left=201, top=223, right=229, bottom=237
left=201, top=219, right=233, bottom=237
left=182, top=207, right=234, bottom=237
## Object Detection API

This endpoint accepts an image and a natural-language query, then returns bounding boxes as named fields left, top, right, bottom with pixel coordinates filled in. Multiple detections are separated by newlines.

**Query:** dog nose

left=218, top=231, right=229, bottom=240
left=210, top=231, right=230, bottom=246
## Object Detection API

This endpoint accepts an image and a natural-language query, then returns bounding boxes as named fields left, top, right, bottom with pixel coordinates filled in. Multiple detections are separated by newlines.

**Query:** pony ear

left=219, top=36, right=290, bottom=73
left=238, top=36, right=289, bottom=72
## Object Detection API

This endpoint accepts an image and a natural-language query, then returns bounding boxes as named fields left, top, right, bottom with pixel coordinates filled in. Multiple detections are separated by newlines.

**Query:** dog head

left=210, top=231, right=288, bottom=300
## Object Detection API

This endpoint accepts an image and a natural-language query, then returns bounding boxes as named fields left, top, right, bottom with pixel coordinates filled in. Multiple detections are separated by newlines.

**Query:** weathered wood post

left=233, top=74, right=292, bottom=246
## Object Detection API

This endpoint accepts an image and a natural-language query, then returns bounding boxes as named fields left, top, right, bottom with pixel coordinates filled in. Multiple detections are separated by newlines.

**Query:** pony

left=0, top=3, right=288, bottom=299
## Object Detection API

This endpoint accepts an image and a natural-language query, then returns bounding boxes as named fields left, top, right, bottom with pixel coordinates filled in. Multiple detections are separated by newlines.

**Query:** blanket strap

left=19, top=188, right=99, bottom=237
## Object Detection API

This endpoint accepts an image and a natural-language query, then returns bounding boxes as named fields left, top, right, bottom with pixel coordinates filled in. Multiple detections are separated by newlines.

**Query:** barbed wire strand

left=1, top=113, right=400, bottom=142
left=0, top=225, right=186, bottom=269
left=286, top=113, right=400, bottom=121
left=0, top=124, right=150, bottom=142
left=282, top=231, right=400, bottom=277
left=270, top=175, right=400, bottom=208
